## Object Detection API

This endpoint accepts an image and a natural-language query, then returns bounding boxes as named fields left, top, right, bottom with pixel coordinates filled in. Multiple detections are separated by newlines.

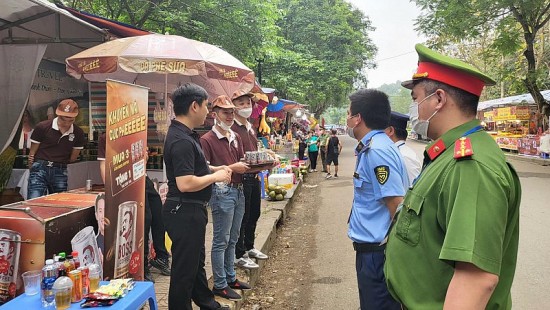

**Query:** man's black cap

left=389, top=111, right=409, bottom=130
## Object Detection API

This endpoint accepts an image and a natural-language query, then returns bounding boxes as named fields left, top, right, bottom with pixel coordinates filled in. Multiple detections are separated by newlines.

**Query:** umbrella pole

left=163, top=74, right=168, bottom=182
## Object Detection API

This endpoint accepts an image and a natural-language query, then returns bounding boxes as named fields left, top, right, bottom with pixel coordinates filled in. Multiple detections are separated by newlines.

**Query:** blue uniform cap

left=389, top=111, right=409, bottom=130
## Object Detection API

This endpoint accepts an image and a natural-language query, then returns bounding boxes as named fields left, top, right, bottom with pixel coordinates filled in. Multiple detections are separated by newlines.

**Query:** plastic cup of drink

left=88, top=263, right=101, bottom=293
left=21, top=270, right=41, bottom=296
left=53, top=277, right=73, bottom=310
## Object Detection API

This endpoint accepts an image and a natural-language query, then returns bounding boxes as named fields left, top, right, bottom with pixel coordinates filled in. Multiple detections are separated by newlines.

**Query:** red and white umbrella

left=66, top=33, right=255, bottom=99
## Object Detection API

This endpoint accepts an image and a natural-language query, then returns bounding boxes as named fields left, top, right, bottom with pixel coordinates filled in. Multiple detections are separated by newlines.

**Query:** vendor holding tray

left=231, top=90, right=273, bottom=271
left=200, top=95, right=251, bottom=301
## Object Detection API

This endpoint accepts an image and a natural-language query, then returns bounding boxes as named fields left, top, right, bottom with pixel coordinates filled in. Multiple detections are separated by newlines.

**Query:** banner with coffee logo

left=103, top=80, right=148, bottom=280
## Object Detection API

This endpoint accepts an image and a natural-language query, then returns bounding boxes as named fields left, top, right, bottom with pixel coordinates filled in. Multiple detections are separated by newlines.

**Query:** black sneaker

left=334, top=174, right=339, bottom=178
left=212, top=286, right=242, bottom=300
left=213, top=303, right=230, bottom=310
left=144, top=267, right=155, bottom=283
left=150, top=257, right=171, bottom=276
left=228, top=279, right=251, bottom=290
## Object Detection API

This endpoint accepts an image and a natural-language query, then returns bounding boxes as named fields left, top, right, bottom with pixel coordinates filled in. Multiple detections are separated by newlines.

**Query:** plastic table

left=4, top=281, right=158, bottom=310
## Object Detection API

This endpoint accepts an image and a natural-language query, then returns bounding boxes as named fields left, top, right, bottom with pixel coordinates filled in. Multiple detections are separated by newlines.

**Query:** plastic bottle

left=71, top=251, right=80, bottom=269
left=64, top=255, right=75, bottom=273
left=57, top=257, right=67, bottom=278
left=52, top=273, right=73, bottom=310
left=41, top=259, right=57, bottom=309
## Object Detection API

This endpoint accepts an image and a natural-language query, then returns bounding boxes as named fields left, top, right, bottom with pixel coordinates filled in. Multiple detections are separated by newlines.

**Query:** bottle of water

left=41, top=259, right=57, bottom=308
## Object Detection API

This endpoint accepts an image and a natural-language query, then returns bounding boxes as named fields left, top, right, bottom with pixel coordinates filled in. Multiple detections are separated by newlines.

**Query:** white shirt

left=395, top=140, right=421, bottom=184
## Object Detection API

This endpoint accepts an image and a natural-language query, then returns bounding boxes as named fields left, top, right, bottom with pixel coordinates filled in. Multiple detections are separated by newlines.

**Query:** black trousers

left=309, top=150, right=319, bottom=170
left=145, top=177, right=169, bottom=262
left=163, top=200, right=219, bottom=310
left=298, top=143, right=307, bottom=160
left=236, top=176, right=261, bottom=258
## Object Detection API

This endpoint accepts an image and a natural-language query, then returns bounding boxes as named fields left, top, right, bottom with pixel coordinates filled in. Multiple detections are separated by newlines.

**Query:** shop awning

left=0, top=0, right=110, bottom=63
left=478, top=90, right=550, bottom=111
left=56, top=4, right=151, bottom=38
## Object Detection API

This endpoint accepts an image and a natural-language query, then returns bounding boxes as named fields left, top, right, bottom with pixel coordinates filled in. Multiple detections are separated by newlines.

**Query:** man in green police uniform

left=385, top=44, right=522, bottom=310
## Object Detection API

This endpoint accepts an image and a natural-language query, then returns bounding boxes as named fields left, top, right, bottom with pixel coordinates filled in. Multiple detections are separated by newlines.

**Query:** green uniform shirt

left=385, top=119, right=521, bottom=310
left=319, top=133, right=330, bottom=147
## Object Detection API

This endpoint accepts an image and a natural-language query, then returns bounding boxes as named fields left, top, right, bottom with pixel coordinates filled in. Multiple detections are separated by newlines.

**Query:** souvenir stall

left=478, top=91, right=549, bottom=157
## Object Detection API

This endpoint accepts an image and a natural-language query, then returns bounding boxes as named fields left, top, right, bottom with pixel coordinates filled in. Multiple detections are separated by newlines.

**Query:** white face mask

left=214, top=116, right=234, bottom=131
left=346, top=114, right=359, bottom=139
left=236, top=107, right=253, bottom=118
left=409, top=92, right=438, bottom=138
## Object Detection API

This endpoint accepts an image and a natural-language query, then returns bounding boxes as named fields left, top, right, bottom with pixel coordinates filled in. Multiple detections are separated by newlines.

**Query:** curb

left=504, top=153, right=550, bottom=166
left=412, top=138, right=550, bottom=166
left=211, top=179, right=305, bottom=309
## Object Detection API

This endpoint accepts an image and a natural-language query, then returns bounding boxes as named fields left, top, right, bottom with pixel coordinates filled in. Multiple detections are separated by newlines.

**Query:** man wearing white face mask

left=346, top=89, right=408, bottom=310
left=200, top=95, right=251, bottom=300
left=231, top=90, right=270, bottom=270
left=385, top=44, right=521, bottom=310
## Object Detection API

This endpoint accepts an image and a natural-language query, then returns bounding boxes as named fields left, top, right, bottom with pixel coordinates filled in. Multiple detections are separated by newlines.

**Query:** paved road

left=309, top=135, right=550, bottom=309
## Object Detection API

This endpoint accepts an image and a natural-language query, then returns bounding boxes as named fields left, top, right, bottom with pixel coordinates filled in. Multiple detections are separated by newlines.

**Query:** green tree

left=265, top=0, right=376, bottom=115
left=64, top=0, right=376, bottom=116
left=414, top=0, right=550, bottom=118
left=377, top=82, right=412, bottom=114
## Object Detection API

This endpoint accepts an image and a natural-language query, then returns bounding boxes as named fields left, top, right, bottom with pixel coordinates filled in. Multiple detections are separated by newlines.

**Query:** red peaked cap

left=402, top=44, right=496, bottom=97
left=414, top=62, right=486, bottom=97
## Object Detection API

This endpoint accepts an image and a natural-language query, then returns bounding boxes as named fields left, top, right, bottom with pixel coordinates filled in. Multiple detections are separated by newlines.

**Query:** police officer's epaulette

left=426, top=139, right=445, bottom=161
left=454, top=137, right=474, bottom=160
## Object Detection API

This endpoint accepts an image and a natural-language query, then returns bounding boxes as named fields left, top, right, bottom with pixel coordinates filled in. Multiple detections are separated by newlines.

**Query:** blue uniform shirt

left=348, top=130, right=409, bottom=243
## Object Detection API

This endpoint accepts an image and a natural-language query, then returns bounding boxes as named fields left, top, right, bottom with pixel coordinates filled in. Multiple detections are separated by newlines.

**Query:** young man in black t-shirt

left=325, top=129, right=342, bottom=179
left=163, top=83, right=231, bottom=310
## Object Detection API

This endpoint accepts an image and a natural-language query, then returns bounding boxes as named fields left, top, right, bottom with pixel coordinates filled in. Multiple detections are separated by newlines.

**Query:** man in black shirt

left=163, top=83, right=231, bottom=310
left=325, top=129, right=342, bottom=179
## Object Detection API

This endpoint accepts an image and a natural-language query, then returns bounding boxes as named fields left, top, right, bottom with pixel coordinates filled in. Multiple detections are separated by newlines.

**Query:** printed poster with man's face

left=103, top=80, right=148, bottom=280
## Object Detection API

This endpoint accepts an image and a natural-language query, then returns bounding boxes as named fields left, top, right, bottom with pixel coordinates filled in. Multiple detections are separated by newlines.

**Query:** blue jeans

left=27, top=162, right=68, bottom=199
left=210, top=184, right=245, bottom=289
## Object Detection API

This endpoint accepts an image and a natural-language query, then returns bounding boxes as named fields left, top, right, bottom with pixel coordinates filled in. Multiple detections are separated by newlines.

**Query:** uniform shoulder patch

left=374, top=165, right=390, bottom=185
left=454, top=137, right=474, bottom=159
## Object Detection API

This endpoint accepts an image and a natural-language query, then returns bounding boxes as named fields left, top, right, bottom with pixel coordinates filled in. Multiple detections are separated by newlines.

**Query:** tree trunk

left=522, top=33, right=549, bottom=122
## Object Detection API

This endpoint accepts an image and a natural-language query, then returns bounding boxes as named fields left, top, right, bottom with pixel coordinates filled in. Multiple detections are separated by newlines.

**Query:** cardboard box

left=0, top=193, right=97, bottom=302
left=268, top=173, right=294, bottom=190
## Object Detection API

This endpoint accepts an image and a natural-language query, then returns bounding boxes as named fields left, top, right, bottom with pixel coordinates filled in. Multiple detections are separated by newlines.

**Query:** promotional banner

left=104, top=80, right=148, bottom=280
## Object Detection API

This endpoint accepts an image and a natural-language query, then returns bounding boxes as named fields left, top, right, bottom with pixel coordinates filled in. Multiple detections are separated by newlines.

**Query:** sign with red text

left=103, top=80, right=148, bottom=281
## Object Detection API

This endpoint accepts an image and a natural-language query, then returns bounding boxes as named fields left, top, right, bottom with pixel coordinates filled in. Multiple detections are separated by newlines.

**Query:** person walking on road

left=307, top=130, right=320, bottom=172
left=319, top=128, right=330, bottom=172
left=162, top=83, right=231, bottom=310
left=385, top=111, right=421, bottom=184
left=325, top=129, right=342, bottom=179
left=385, top=44, right=522, bottom=309
left=346, top=89, right=408, bottom=310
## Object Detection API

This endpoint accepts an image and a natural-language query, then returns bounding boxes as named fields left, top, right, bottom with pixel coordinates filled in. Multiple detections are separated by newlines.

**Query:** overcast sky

left=346, top=0, right=426, bottom=88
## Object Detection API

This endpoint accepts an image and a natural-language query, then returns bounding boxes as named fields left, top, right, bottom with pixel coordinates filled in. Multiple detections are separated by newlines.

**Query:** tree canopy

left=66, top=0, right=376, bottom=115
left=414, top=0, right=550, bottom=121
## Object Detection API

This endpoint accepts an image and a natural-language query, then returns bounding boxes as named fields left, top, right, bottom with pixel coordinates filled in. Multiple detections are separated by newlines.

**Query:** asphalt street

left=308, top=135, right=550, bottom=309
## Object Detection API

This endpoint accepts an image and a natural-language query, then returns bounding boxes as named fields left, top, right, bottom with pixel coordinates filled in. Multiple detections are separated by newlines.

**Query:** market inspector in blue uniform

left=346, top=89, right=409, bottom=310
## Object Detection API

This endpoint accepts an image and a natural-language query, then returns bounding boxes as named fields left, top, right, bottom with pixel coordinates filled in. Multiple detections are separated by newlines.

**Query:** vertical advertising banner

left=104, top=80, right=148, bottom=280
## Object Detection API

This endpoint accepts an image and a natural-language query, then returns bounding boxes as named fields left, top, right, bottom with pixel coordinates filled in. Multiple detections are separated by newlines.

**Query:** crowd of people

left=24, top=43, right=523, bottom=310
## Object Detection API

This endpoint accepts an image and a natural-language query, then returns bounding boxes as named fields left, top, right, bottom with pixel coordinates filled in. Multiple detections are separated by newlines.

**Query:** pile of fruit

left=299, top=167, right=308, bottom=176
left=267, top=184, right=287, bottom=201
